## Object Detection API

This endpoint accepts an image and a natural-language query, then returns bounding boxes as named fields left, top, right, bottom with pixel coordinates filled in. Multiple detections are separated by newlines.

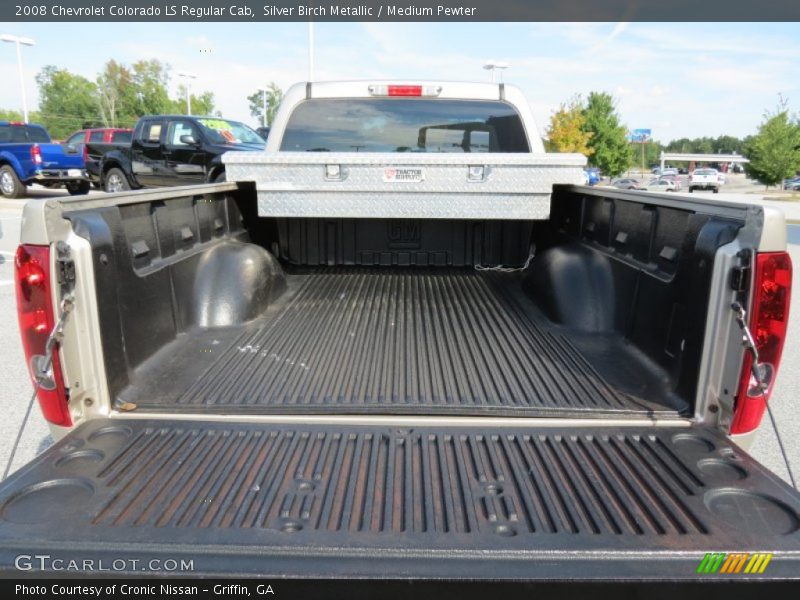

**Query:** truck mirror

left=180, top=134, right=198, bottom=146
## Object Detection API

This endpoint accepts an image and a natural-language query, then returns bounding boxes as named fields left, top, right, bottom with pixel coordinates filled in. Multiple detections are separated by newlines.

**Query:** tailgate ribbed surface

left=91, top=425, right=706, bottom=535
left=171, top=271, right=651, bottom=414
left=3, top=420, right=800, bottom=578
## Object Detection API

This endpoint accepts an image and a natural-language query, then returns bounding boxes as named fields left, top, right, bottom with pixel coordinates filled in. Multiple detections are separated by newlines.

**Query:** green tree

left=247, top=82, right=283, bottom=127
left=744, top=103, right=800, bottom=187
left=35, top=65, right=99, bottom=138
left=171, top=87, right=218, bottom=116
left=545, top=97, right=594, bottom=156
left=131, top=59, right=173, bottom=115
left=581, top=92, right=633, bottom=177
left=96, top=60, right=137, bottom=127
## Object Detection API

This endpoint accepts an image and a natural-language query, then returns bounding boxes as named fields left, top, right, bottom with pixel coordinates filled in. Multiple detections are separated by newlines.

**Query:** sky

left=0, top=21, right=798, bottom=142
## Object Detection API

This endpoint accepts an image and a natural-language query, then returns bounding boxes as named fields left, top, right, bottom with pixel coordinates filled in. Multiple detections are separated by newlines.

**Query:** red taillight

left=30, top=144, right=42, bottom=165
left=14, top=244, right=72, bottom=426
left=731, top=251, right=792, bottom=434
left=388, top=85, right=422, bottom=96
left=368, top=84, right=442, bottom=97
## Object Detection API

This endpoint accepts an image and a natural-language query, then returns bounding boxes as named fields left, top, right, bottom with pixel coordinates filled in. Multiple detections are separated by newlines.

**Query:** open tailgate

left=0, top=418, right=798, bottom=578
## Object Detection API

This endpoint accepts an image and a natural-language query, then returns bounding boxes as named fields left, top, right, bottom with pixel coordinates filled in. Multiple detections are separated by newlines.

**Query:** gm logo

left=387, top=220, right=421, bottom=248
left=697, top=552, right=772, bottom=574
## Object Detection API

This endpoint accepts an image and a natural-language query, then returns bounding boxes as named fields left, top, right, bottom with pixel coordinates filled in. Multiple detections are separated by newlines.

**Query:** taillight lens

left=30, top=144, right=42, bottom=165
left=368, top=84, right=442, bottom=97
left=731, top=252, right=792, bottom=434
left=14, top=245, right=72, bottom=426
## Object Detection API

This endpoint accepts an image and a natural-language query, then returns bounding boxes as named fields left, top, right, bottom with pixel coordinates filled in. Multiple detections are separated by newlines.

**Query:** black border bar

left=2, top=0, right=800, bottom=22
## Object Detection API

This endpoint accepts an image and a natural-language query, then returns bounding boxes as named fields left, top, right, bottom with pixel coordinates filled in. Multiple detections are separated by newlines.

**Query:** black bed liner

left=119, top=269, right=685, bottom=417
left=0, top=418, right=798, bottom=577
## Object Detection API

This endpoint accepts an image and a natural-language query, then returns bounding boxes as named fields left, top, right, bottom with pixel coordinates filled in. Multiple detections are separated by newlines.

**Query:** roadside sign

left=629, top=128, right=652, bottom=143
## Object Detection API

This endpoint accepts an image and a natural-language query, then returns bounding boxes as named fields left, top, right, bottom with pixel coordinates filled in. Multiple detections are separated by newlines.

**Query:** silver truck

left=1, top=81, right=797, bottom=581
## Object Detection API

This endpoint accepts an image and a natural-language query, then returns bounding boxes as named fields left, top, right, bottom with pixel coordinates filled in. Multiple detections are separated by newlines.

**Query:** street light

left=176, top=72, right=197, bottom=115
left=483, top=61, right=509, bottom=83
left=1, top=34, right=36, bottom=123
left=260, top=86, right=269, bottom=127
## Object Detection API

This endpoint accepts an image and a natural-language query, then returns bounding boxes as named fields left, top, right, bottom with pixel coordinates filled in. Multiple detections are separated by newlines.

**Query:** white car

left=643, top=178, right=677, bottom=192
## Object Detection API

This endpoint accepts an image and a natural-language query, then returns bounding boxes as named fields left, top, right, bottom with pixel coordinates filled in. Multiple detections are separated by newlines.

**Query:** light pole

left=1, top=34, right=35, bottom=123
left=482, top=61, right=509, bottom=83
left=176, top=72, right=197, bottom=115
left=261, top=86, right=268, bottom=127
left=308, top=22, right=315, bottom=82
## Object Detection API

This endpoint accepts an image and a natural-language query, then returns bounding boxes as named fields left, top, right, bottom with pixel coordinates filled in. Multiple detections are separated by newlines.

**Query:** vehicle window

left=66, top=132, right=85, bottom=146
left=25, top=126, right=50, bottom=143
left=166, top=121, right=199, bottom=146
left=141, top=121, right=163, bottom=143
left=197, top=118, right=263, bottom=145
left=89, top=131, right=104, bottom=142
left=112, top=131, right=132, bottom=143
left=280, top=99, right=530, bottom=153
left=0, top=125, right=42, bottom=143
left=695, top=169, right=715, bottom=176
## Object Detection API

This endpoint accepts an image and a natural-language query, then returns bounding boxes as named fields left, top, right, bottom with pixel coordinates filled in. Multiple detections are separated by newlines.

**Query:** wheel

left=713, top=188, right=719, bottom=194
left=66, top=180, right=91, bottom=196
left=213, top=171, right=226, bottom=183
left=104, top=168, right=130, bottom=193
left=689, top=187, right=694, bottom=193
left=0, top=165, right=26, bottom=199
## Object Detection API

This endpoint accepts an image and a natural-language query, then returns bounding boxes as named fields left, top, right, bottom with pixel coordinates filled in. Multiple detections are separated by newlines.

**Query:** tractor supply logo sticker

left=696, top=552, right=773, bottom=574
left=383, top=168, right=424, bottom=183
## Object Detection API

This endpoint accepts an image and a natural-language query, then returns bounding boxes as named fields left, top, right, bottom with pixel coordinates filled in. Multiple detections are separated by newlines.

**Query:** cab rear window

left=279, top=99, right=529, bottom=153
left=0, top=124, right=50, bottom=143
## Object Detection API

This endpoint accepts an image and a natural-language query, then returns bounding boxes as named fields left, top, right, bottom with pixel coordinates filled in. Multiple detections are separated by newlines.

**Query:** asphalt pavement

left=0, top=187, right=797, bottom=487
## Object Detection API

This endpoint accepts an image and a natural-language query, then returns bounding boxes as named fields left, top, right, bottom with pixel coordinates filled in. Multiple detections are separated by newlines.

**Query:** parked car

left=2, top=80, right=798, bottom=582
left=783, top=176, right=800, bottom=191
left=657, top=173, right=682, bottom=191
left=689, top=168, right=721, bottom=193
left=643, top=178, right=677, bottom=192
left=64, top=128, right=132, bottom=186
left=255, top=126, right=270, bottom=140
left=583, top=167, right=600, bottom=185
left=87, top=115, right=265, bottom=192
left=610, top=177, right=644, bottom=190
left=661, top=167, right=678, bottom=176
left=0, top=121, right=89, bottom=198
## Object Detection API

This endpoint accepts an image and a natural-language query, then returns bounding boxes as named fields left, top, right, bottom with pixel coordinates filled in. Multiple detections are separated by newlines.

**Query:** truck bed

left=119, top=269, right=683, bottom=417
left=1, top=418, right=798, bottom=578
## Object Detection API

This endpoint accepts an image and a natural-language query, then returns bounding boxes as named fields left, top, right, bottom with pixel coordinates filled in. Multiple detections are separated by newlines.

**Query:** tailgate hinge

left=730, top=248, right=751, bottom=293
left=55, top=241, right=76, bottom=296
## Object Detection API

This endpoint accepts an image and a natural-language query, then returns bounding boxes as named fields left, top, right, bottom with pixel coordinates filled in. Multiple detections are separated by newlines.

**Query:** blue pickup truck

left=0, top=121, right=89, bottom=198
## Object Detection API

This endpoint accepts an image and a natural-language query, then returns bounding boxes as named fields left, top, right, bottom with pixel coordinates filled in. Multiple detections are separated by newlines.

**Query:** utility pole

left=308, top=22, right=315, bottom=82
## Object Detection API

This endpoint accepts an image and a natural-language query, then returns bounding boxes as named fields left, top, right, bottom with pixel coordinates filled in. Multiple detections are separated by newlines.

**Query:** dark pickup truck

left=87, top=115, right=265, bottom=192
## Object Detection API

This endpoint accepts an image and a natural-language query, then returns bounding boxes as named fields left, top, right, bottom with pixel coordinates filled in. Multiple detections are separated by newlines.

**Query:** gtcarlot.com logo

left=14, top=554, right=194, bottom=572
left=697, top=552, right=773, bottom=574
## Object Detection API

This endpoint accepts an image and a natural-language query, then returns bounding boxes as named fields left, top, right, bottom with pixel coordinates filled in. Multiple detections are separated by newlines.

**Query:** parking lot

left=0, top=186, right=798, bottom=485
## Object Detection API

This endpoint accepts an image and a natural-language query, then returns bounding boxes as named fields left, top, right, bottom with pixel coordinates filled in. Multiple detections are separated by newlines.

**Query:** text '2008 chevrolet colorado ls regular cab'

left=1, top=81, right=798, bottom=581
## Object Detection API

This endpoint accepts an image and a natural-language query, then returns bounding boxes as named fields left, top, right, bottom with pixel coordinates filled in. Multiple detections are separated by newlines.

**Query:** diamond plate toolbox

left=222, top=152, right=587, bottom=220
